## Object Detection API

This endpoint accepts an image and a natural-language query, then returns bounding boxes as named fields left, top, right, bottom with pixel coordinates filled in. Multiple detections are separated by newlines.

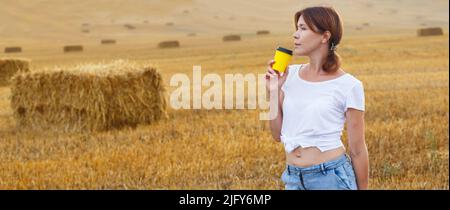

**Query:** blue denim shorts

left=281, top=154, right=357, bottom=190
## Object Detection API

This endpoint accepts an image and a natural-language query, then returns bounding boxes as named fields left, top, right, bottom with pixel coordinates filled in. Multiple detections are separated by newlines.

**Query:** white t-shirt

left=280, top=64, right=365, bottom=153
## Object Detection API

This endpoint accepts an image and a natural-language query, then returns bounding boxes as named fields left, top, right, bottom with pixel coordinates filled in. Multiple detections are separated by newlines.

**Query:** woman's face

left=292, top=15, right=324, bottom=56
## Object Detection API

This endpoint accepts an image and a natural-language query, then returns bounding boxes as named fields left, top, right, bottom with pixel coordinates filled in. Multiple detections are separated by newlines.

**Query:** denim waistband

left=286, top=154, right=350, bottom=175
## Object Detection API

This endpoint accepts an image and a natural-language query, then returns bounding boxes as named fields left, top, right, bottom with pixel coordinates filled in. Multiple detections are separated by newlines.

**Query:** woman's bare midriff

left=286, top=146, right=346, bottom=167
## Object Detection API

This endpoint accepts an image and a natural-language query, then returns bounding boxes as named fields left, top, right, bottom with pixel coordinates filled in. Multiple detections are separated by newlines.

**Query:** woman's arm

left=345, top=108, right=369, bottom=190
left=265, top=60, right=289, bottom=142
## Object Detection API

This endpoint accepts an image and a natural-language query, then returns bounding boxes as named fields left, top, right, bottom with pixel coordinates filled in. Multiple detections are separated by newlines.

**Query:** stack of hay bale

left=417, top=27, right=444, bottom=37
left=4, top=47, right=22, bottom=53
left=10, top=60, right=168, bottom=132
left=124, top=24, right=136, bottom=30
left=157, top=40, right=180, bottom=49
left=0, top=58, right=30, bottom=86
left=256, top=30, right=270, bottom=35
left=101, top=39, right=117, bottom=45
left=223, top=34, right=241, bottom=42
left=63, top=45, right=83, bottom=53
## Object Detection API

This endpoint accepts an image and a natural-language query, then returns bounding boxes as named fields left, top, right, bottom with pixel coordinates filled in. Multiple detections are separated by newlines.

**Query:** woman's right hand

left=265, top=60, right=289, bottom=92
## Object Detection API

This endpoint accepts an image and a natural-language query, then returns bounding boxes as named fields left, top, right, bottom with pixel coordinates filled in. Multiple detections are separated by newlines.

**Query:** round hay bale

left=256, top=30, right=270, bottom=35
left=10, top=60, right=168, bottom=133
left=81, top=29, right=90, bottom=33
left=223, top=34, right=241, bottom=42
left=187, top=33, right=196, bottom=37
left=0, top=58, right=30, bottom=86
left=4, top=47, right=22, bottom=53
left=158, top=40, right=180, bottom=49
left=63, top=45, right=83, bottom=53
left=101, top=39, right=117, bottom=45
left=165, top=22, right=174, bottom=26
left=417, top=27, right=444, bottom=37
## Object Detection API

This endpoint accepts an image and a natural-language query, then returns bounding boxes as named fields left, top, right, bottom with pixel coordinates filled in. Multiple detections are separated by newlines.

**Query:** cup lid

left=276, top=46, right=293, bottom=55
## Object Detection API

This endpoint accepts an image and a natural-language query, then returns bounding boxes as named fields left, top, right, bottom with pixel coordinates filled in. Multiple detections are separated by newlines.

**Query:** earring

left=330, top=42, right=337, bottom=51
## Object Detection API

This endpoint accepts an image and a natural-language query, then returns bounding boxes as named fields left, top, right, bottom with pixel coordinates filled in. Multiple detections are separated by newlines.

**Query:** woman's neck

left=307, top=49, right=329, bottom=75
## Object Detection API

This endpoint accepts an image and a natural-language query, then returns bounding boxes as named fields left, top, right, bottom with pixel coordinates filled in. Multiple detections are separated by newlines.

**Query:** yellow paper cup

left=273, top=46, right=293, bottom=73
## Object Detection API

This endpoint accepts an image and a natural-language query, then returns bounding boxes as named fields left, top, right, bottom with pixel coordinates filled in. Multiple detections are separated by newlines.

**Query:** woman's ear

left=322, top=31, right=332, bottom=43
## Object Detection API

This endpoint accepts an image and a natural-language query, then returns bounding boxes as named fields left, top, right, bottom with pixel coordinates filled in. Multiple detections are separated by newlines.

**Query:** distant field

left=0, top=32, right=448, bottom=189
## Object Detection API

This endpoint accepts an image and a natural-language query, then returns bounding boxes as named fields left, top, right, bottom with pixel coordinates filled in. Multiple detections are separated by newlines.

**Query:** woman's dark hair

left=294, top=6, right=343, bottom=73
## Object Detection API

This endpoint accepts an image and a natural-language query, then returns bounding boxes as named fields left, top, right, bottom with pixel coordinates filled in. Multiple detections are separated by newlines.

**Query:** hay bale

left=81, top=29, right=90, bottom=33
left=10, top=60, right=168, bottom=133
left=165, top=22, right=174, bottom=26
left=187, top=33, right=196, bottom=37
left=63, top=45, right=83, bottom=53
left=158, top=40, right=180, bottom=49
left=4, top=47, right=22, bottom=53
left=223, top=34, right=241, bottom=42
left=417, top=27, right=443, bottom=37
left=0, top=58, right=30, bottom=86
left=256, top=30, right=270, bottom=35
left=101, top=39, right=116, bottom=45
left=124, top=24, right=136, bottom=30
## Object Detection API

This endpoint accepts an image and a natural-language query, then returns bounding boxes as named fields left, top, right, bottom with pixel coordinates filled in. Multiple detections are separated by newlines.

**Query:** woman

left=265, top=6, right=369, bottom=190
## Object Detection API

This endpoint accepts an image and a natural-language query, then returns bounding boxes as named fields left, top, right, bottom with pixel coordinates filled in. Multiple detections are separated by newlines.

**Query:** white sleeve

left=345, top=81, right=365, bottom=112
